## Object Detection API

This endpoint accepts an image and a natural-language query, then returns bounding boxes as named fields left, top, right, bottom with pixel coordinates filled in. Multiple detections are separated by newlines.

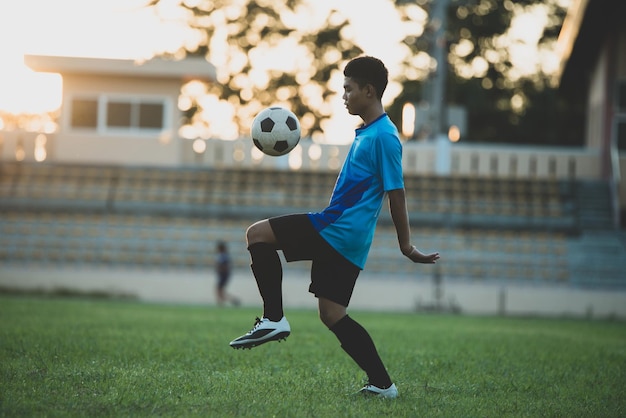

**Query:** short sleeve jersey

left=308, top=113, right=404, bottom=268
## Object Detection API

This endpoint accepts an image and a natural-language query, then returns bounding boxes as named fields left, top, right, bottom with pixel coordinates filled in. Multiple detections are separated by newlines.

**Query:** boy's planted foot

left=358, top=383, right=398, bottom=399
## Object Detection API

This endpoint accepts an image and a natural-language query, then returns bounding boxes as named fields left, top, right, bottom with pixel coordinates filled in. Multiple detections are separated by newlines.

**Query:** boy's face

left=342, top=77, right=371, bottom=117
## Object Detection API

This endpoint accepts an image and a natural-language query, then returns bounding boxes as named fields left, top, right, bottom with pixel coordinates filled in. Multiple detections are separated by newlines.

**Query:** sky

left=0, top=0, right=411, bottom=112
left=0, top=0, right=192, bottom=114
left=0, top=0, right=564, bottom=140
left=0, top=0, right=414, bottom=142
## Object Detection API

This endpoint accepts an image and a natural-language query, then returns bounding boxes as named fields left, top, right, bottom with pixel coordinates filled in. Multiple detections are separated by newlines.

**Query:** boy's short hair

left=343, top=56, right=389, bottom=100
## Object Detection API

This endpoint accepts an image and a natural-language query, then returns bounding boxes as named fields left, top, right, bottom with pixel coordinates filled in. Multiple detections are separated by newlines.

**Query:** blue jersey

left=308, top=114, right=404, bottom=268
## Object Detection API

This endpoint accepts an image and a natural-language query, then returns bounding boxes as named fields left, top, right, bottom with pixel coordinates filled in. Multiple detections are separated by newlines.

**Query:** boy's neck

left=360, top=103, right=385, bottom=126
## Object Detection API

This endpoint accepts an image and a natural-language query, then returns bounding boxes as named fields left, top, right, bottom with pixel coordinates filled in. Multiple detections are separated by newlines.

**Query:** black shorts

left=269, top=214, right=361, bottom=307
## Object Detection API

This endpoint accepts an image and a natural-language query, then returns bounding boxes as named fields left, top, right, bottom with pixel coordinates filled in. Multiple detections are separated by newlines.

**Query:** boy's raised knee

left=246, top=220, right=275, bottom=246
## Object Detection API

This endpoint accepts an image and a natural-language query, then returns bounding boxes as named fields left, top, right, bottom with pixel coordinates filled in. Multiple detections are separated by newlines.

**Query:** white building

left=21, top=55, right=215, bottom=166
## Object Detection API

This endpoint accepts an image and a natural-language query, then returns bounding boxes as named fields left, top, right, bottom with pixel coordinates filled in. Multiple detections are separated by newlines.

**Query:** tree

left=148, top=0, right=361, bottom=141
left=393, top=0, right=584, bottom=145
left=149, top=0, right=582, bottom=145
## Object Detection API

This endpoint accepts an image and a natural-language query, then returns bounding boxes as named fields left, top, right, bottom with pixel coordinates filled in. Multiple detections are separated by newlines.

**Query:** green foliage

left=1, top=296, right=625, bottom=417
left=395, top=0, right=583, bottom=144
left=149, top=0, right=582, bottom=145
left=149, top=0, right=362, bottom=138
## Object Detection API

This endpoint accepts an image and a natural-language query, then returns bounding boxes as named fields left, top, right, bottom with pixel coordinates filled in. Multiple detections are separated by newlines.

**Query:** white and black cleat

left=230, top=316, right=291, bottom=349
left=358, top=383, right=399, bottom=399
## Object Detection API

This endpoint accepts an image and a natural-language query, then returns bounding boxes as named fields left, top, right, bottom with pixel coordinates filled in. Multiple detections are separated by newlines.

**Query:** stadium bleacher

left=1, top=161, right=625, bottom=288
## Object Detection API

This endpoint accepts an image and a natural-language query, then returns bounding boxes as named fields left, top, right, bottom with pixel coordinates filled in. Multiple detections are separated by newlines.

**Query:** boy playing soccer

left=230, top=56, right=440, bottom=398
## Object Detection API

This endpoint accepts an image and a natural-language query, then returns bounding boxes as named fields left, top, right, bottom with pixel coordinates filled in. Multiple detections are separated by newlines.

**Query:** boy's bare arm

left=388, top=188, right=440, bottom=264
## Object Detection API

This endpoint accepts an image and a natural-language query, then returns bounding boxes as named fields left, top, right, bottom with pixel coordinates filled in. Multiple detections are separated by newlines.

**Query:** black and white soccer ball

left=251, top=106, right=301, bottom=156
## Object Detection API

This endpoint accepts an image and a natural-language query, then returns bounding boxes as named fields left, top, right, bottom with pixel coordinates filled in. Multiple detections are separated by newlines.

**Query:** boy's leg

left=248, top=242, right=284, bottom=321
left=229, top=219, right=290, bottom=349
left=246, top=219, right=284, bottom=320
left=321, top=299, right=393, bottom=390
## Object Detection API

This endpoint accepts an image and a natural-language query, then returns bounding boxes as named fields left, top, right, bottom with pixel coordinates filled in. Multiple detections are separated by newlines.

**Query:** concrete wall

left=0, top=130, right=611, bottom=180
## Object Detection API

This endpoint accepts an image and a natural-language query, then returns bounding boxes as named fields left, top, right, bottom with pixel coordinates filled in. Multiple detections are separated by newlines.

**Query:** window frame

left=67, top=93, right=171, bottom=136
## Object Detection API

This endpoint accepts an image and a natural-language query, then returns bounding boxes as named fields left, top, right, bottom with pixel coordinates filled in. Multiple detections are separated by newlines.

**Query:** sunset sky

left=0, top=0, right=193, bottom=114
left=0, top=0, right=564, bottom=140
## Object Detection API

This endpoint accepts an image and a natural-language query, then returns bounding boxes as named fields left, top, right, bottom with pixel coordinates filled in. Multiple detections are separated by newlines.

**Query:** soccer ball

left=251, top=106, right=301, bottom=156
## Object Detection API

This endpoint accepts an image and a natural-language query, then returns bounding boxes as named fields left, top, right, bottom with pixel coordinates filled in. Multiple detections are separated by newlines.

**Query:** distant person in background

left=216, top=241, right=240, bottom=306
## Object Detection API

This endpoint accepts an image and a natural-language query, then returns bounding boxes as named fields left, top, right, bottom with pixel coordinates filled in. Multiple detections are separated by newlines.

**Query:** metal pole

left=429, top=0, right=450, bottom=139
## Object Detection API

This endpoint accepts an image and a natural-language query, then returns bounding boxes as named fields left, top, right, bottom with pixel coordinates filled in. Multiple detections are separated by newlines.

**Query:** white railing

left=0, top=129, right=610, bottom=180
left=180, top=137, right=603, bottom=180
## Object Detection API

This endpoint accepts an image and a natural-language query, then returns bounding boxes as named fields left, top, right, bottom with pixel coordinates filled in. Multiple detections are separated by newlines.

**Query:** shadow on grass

left=0, top=285, right=138, bottom=301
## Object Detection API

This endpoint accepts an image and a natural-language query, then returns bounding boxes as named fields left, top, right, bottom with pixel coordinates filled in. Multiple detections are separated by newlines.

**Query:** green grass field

left=1, top=296, right=624, bottom=417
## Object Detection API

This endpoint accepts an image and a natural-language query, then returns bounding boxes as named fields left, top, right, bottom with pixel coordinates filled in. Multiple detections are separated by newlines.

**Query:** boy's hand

left=403, top=246, right=440, bottom=264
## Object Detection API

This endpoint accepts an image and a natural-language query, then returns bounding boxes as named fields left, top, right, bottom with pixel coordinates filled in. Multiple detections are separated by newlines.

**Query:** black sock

left=248, top=242, right=283, bottom=321
left=330, top=315, right=392, bottom=389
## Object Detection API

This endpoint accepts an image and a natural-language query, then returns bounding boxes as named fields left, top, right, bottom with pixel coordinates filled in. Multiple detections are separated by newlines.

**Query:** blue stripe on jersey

left=307, top=114, right=404, bottom=269
left=309, top=176, right=373, bottom=230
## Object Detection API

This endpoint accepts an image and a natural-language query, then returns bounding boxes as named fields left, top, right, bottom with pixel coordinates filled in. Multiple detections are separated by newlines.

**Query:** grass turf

left=0, top=296, right=624, bottom=417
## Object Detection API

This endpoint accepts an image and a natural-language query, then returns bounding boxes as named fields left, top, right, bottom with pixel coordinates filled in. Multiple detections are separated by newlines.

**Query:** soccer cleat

left=358, top=383, right=399, bottom=399
left=229, top=316, right=291, bottom=349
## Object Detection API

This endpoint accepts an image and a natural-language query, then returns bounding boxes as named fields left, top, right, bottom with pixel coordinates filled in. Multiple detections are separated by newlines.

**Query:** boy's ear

left=365, top=84, right=376, bottom=98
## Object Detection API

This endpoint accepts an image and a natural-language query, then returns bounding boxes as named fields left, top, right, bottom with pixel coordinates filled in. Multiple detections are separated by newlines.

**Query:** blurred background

left=1, top=0, right=625, bottom=318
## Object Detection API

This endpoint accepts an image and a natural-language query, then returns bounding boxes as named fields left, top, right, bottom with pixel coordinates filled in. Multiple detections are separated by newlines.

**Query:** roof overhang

left=24, top=54, right=216, bottom=82
left=556, top=0, right=626, bottom=89
left=555, top=0, right=590, bottom=82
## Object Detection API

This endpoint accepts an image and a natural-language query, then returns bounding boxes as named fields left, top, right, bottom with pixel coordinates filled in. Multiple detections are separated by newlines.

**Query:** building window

left=69, top=95, right=168, bottom=133
left=107, top=101, right=132, bottom=128
left=139, top=103, right=164, bottom=129
left=71, top=98, right=98, bottom=128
